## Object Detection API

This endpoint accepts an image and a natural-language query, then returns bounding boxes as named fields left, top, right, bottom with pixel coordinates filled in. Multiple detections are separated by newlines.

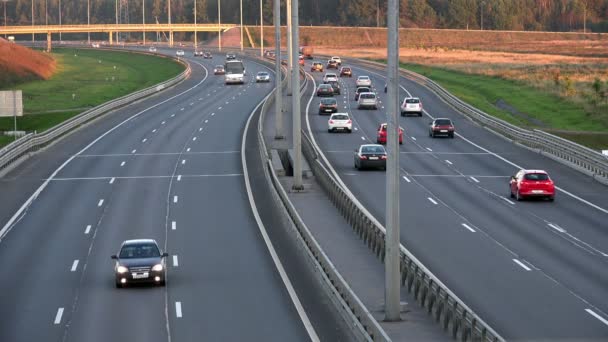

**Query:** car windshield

left=257, top=72, right=268, bottom=76
left=435, top=119, right=452, bottom=125
left=405, top=99, right=420, bottom=104
left=524, top=173, right=549, bottom=181
left=357, top=88, right=370, bottom=93
left=321, top=99, right=337, bottom=105
left=119, top=243, right=160, bottom=258
left=358, top=76, right=369, bottom=80
left=362, top=146, right=385, bottom=154
left=320, top=85, right=331, bottom=89
left=215, top=65, right=223, bottom=69
left=360, top=94, right=375, bottom=99
left=332, top=114, right=349, bottom=120
left=342, top=68, right=350, bottom=71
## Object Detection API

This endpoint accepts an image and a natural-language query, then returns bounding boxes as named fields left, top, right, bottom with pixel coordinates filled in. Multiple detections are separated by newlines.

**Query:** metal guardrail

left=355, top=59, right=608, bottom=185
left=0, top=53, right=191, bottom=176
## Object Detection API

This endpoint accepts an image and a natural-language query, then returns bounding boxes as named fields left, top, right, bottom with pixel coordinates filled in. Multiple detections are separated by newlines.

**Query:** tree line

left=5, top=0, right=608, bottom=32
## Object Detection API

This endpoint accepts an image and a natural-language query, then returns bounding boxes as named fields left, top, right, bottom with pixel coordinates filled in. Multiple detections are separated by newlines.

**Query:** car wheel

left=418, top=112, right=423, bottom=117
left=115, top=281, right=122, bottom=288
left=510, top=188, right=515, bottom=198
left=159, top=280, right=166, bottom=287
left=399, top=141, right=403, bottom=145
left=347, top=129, right=352, bottom=133
left=328, top=129, right=332, bottom=133
left=354, top=161, right=359, bottom=169
left=449, top=133, right=455, bottom=138
left=548, top=196, right=555, bottom=202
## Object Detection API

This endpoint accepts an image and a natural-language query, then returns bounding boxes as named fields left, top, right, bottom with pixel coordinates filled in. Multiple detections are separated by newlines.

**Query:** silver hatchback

left=357, top=92, right=378, bottom=109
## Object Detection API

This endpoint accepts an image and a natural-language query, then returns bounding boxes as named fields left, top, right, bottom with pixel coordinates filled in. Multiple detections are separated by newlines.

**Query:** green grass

left=0, top=135, right=14, bottom=148
left=0, top=48, right=183, bottom=147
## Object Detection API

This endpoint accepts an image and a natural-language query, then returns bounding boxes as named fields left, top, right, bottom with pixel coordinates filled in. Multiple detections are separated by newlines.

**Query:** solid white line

left=71, top=260, right=79, bottom=272
left=177, top=175, right=182, bottom=181
left=131, top=149, right=136, bottom=154
left=502, top=197, right=516, bottom=205
left=427, top=197, right=438, bottom=205
left=402, top=176, right=411, bottom=183
left=120, top=161, right=126, bottom=167
left=54, top=308, right=64, bottom=324
left=426, top=147, right=433, bottom=152
left=181, top=160, right=186, bottom=165
left=586, top=309, right=608, bottom=326
left=173, top=196, right=178, bottom=203
left=171, top=221, right=176, bottom=230
left=513, top=259, right=532, bottom=271
left=470, top=176, right=480, bottom=183
left=84, top=225, right=91, bottom=234
left=97, top=199, right=104, bottom=207
left=192, top=137, right=197, bottom=141
left=175, top=302, right=182, bottom=318
left=445, top=160, right=453, bottom=165
left=172, top=255, right=179, bottom=267
left=461, top=223, right=476, bottom=233
left=109, top=177, right=115, bottom=184
left=548, top=223, right=566, bottom=233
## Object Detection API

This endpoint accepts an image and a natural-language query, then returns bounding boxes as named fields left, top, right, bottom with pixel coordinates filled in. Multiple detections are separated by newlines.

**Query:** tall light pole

left=31, top=0, right=34, bottom=42
left=286, top=0, right=292, bottom=95
left=142, top=0, right=145, bottom=45
left=385, top=0, right=401, bottom=322
left=168, top=0, right=172, bottom=46
left=193, top=0, right=197, bottom=49
left=115, top=0, right=118, bottom=43
left=273, top=0, right=283, bottom=139
left=239, top=0, right=243, bottom=51
left=87, top=0, right=90, bottom=44
left=58, top=0, right=61, bottom=42
left=44, top=0, right=47, bottom=25
left=291, top=0, right=303, bottom=190
left=217, top=0, right=221, bottom=51
left=2, top=0, right=10, bottom=38
left=259, top=0, right=263, bottom=56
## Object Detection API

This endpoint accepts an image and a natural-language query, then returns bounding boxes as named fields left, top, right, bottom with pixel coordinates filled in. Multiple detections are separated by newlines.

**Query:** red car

left=377, top=123, right=403, bottom=145
left=509, top=169, right=555, bottom=201
left=429, top=118, right=455, bottom=138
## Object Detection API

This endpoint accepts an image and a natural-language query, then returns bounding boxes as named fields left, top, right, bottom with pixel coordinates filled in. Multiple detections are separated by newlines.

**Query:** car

left=509, top=170, right=555, bottom=201
left=327, top=60, right=339, bottom=69
left=194, top=50, right=203, bottom=57
left=176, top=50, right=185, bottom=56
left=318, top=98, right=338, bottom=115
left=203, top=52, right=212, bottom=59
left=354, top=144, right=387, bottom=170
left=376, top=123, right=403, bottom=144
left=340, top=67, right=352, bottom=77
left=226, top=53, right=236, bottom=60
left=91, top=43, right=100, bottom=48
left=328, top=113, right=352, bottom=133
left=429, top=118, right=455, bottom=138
left=401, top=97, right=423, bottom=116
left=356, top=76, right=372, bottom=87
left=214, top=65, right=225, bottom=75
left=354, top=87, right=370, bottom=101
left=256, top=71, right=271, bottom=82
left=311, top=62, right=324, bottom=72
left=111, top=239, right=169, bottom=288
left=357, top=92, right=378, bottom=109
left=331, top=56, right=342, bottom=65
left=323, top=73, right=338, bottom=83
left=316, top=84, right=334, bottom=97
left=325, top=80, right=341, bottom=95
left=299, top=55, right=305, bottom=66
left=148, top=46, right=157, bottom=52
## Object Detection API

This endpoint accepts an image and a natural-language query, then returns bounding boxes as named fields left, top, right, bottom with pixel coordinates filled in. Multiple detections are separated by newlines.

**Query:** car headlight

left=117, top=266, right=128, bottom=274
left=152, top=264, right=163, bottom=272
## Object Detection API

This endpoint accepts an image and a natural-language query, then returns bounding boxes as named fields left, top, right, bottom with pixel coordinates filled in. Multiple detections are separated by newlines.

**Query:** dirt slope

left=0, top=38, right=56, bottom=88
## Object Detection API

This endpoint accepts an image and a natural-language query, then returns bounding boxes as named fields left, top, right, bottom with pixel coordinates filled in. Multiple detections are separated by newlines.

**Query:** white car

left=357, top=92, right=378, bottom=109
left=256, top=71, right=271, bottom=82
left=148, top=46, right=157, bottom=52
left=356, top=75, right=372, bottom=87
left=91, top=43, right=100, bottom=48
left=327, top=113, right=352, bottom=133
left=400, top=97, right=423, bottom=116
left=331, top=56, right=342, bottom=65
left=323, top=73, right=338, bottom=83
left=176, top=50, right=185, bottom=56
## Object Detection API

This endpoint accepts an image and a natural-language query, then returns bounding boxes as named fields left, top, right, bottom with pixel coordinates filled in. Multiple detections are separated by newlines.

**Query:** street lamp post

left=260, top=0, right=263, bottom=57
left=217, top=0, right=221, bottom=51
left=168, top=0, right=172, bottom=46
left=142, top=0, right=145, bottom=45
left=194, top=0, right=197, bottom=49
left=286, top=0, right=292, bottom=95
left=87, top=0, right=90, bottom=44
left=58, top=0, right=61, bottom=42
left=291, top=0, right=303, bottom=190
left=31, top=0, right=34, bottom=42
left=239, top=0, right=243, bottom=51
left=273, top=0, right=283, bottom=139
left=2, top=0, right=10, bottom=38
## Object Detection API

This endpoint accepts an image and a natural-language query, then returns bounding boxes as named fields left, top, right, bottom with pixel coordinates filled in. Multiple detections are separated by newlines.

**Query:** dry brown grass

left=0, top=38, right=56, bottom=88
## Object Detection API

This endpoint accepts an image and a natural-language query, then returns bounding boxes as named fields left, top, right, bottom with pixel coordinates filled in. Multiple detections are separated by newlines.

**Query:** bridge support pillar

left=109, top=31, right=113, bottom=45
left=46, top=32, right=52, bottom=52
left=169, top=31, right=174, bottom=47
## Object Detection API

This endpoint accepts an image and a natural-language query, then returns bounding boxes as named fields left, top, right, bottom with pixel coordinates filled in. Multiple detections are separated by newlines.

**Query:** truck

left=224, top=60, right=246, bottom=84
left=300, top=46, right=313, bottom=59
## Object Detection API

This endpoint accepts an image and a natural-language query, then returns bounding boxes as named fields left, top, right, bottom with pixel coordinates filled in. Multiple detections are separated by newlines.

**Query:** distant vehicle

left=316, top=84, right=334, bottom=97
left=340, top=67, right=352, bottom=77
left=354, top=144, right=387, bottom=170
left=327, top=60, right=339, bottom=69
left=328, top=113, right=352, bottom=133
left=429, top=118, right=455, bottom=138
left=318, top=98, right=338, bottom=115
left=224, top=60, right=246, bottom=84
left=356, top=75, right=372, bottom=87
left=91, top=43, right=100, bottom=48
left=325, top=80, right=341, bottom=95
left=354, top=87, right=370, bottom=101
left=266, top=50, right=276, bottom=58
left=203, top=52, right=212, bottom=59
left=176, top=50, right=185, bottom=56
left=311, top=62, right=324, bottom=72
left=300, top=46, right=314, bottom=59
left=510, top=170, right=555, bottom=201
left=299, top=55, right=305, bottom=66
left=357, top=92, right=378, bottom=109
left=377, top=123, right=403, bottom=145
left=226, top=53, right=237, bottom=60
left=401, top=97, right=423, bottom=116
left=214, top=65, right=225, bottom=75
left=111, top=239, right=168, bottom=288
left=331, top=56, right=342, bottom=65
left=323, top=73, right=338, bottom=83
left=194, top=50, right=203, bottom=57
left=256, top=71, right=271, bottom=82
left=148, top=46, right=157, bottom=52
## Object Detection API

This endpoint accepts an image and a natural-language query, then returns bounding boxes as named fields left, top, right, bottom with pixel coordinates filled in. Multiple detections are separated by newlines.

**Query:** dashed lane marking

left=84, top=225, right=91, bottom=234
left=513, top=259, right=532, bottom=271
left=54, top=308, right=64, bottom=325
left=175, top=302, right=183, bottom=318
left=97, top=199, right=104, bottom=207
left=461, top=223, right=476, bottom=233
left=173, top=196, right=178, bottom=203
left=71, top=260, right=79, bottom=272
left=109, top=177, right=115, bottom=184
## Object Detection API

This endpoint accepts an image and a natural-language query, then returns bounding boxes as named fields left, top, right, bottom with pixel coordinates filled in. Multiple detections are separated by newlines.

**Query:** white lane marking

left=445, top=160, right=453, bottom=165
left=548, top=223, right=566, bottom=233
left=173, top=196, right=178, bottom=203
left=109, top=177, right=115, bottom=184
left=204, top=120, right=209, bottom=123
left=175, top=302, right=182, bottom=318
left=354, top=127, right=358, bottom=131
left=513, top=259, right=532, bottom=271
left=361, top=136, right=365, bottom=140
left=586, top=309, right=608, bottom=327
left=427, top=197, right=438, bottom=205
left=225, top=101, right=230, bottom=104
left=51, top=174, right=244, bottom=181
left=211, top=113, right=215, bottom=116
left=402, top=176, right=411, bottom=183
left=181, top=160, right=186, bottom=165
left=152, top=129, right=157, bottom=133
left=120, top=161, right=126, bottom=167
left=232, top=96, right=236, bottom=100
left=411, top=137, right=416, bottom=141
left=218, top=106, right=222, bottom=110
left=172, top=255, right=179, bottom=267
left=426, top=147, right=433, bottom=152
left=502, top=197, right=516, bottom=205
left=199, top=98, right=203, bottom=100
left=180, top=108, right=184, bottom=111
left=199, top=127, right=203, bottom=132
left=171, top=114, right=175, bottom=117
left=186, top=148, right=191, bottom=152
left=71, top=260, right=79, bottom=272
left=461, top=223, right=476, bottom=233
left=161, top=121, right=166, bottom=125
left=142, top=138, right=147, bottom=143
left=177, top=175, right=182, bottom=181
left=171, top=221, right=177, bottom=230
left=131, top=149, right=136, bottom=154
left=54, top=308, right=64, bottom=324
left=470, top=176, right=480, bottom=183
left=97, top=199, right=104, bottom=207
left=190, top=102, right=194, bottom=106
left=84, top=225, right=91, bottom=234
left=192, top=137, right=197, bottom=141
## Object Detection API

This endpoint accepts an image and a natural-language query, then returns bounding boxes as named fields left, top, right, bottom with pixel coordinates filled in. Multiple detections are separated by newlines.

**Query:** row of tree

left=4, top=0, right=608, bottom=32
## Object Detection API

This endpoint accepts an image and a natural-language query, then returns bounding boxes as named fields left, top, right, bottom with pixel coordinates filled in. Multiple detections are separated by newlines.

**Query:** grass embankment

left=0, top=48, right=184, bottom=147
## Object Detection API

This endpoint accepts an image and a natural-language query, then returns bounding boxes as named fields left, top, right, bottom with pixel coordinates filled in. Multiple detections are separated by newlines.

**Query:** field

left=0, top=48, right=184, bottom=147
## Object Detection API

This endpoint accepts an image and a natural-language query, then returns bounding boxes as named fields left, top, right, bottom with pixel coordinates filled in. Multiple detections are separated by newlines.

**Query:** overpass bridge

left=0, top=23, right=237, bottom=50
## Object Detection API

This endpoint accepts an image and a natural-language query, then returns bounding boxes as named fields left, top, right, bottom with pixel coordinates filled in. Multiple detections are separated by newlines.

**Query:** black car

left=354, top=144, right=387, bottom=170
left=325, top=80, right=341, bottom=95
left=429, top=118, right=455, bottom=138
left=327, top=60, right=339, bottom=69
left=354, top=87, right=370, bottom=101
left=316, top=84, right=334, bottom=97
left=203, top=52, right=212, bottom=59
left=111, top=239, right=168, bottom=288
left=319, top=98, right=338, bottom=114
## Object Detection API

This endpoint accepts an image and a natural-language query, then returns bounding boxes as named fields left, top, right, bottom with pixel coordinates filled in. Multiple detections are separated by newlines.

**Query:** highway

left=304, top=59, right=608, bottom=340
left=0, top=48, right=346, bottom=341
